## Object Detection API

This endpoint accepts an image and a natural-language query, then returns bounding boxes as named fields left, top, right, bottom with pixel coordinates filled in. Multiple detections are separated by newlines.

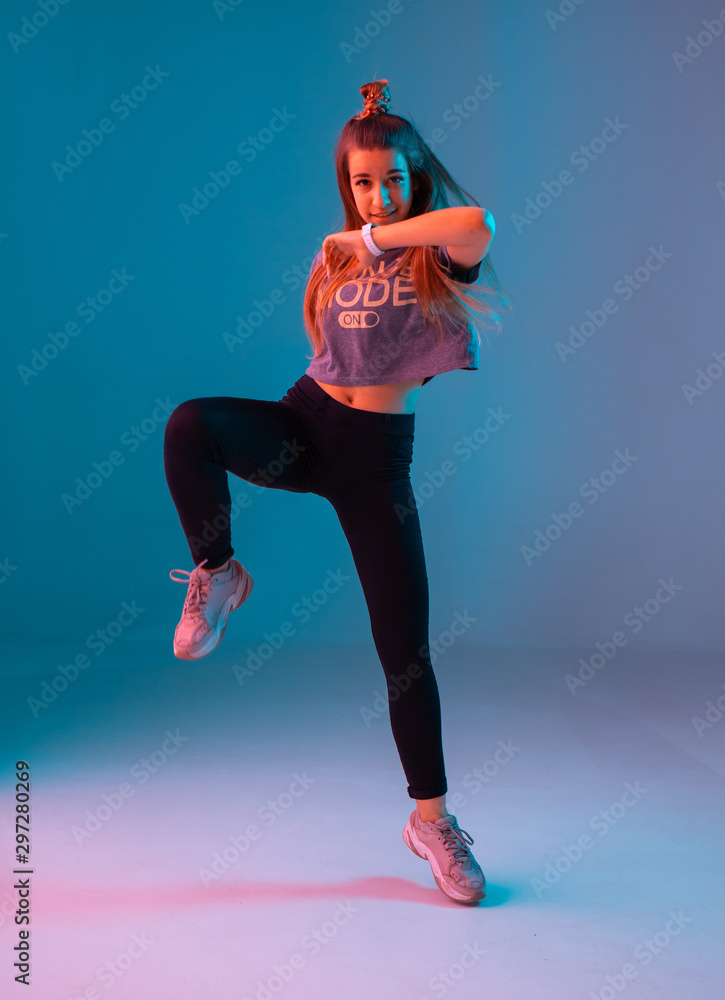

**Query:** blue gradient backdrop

left=2, top=0, right=723, bottom=654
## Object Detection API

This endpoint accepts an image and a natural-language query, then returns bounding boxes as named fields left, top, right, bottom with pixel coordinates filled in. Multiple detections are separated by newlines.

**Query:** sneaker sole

left=403, top=818, right=486, bottom=903
left=174, top=564, right=254, bottom=661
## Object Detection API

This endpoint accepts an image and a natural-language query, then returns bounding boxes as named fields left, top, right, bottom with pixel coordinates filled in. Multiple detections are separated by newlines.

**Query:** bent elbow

left=481, top=209, right=495, bottom=255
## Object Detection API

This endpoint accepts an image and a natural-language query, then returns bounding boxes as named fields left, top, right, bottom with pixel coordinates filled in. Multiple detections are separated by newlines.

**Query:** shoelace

left=169, top=559, right=212, bottom=621
left=434, top=819, right=477, bottom=866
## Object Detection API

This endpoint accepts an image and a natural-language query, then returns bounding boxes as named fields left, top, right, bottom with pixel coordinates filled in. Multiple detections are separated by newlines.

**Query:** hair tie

left=357, top=79, right=391, bottom=119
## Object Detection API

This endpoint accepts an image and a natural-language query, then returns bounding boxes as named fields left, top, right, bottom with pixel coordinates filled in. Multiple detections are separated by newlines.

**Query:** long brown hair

left=303, top=78, right=512, bottom=361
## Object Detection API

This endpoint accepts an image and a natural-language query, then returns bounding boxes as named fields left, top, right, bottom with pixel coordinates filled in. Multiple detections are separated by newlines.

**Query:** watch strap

left=361, top=222, right=385, bottom=256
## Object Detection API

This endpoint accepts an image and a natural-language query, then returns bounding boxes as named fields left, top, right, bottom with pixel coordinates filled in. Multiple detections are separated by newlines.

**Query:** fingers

left=322, top=241, right=361, bottom=278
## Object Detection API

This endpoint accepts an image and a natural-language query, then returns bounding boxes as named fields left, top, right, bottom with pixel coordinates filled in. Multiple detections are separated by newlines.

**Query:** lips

left=372, top=209, right=396, bottom=218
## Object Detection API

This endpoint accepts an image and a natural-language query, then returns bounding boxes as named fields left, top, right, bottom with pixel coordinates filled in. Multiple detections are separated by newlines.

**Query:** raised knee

left=164, top=398, right=211, bottom=443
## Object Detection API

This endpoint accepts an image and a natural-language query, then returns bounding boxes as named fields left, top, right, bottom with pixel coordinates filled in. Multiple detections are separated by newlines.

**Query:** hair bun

left=356, top=79, right=391, bottom=119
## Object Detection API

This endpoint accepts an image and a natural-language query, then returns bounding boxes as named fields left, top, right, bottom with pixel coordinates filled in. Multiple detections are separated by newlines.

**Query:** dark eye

left=355, top=177, right=405, bottom=186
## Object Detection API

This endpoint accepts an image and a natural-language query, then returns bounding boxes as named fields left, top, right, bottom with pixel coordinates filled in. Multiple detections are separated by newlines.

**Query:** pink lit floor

left=1, top=640, right=722, bottom=999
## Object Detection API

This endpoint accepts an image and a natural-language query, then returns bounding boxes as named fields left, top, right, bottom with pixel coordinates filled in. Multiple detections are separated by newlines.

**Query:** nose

left=371, top=184, right=391, bottom=209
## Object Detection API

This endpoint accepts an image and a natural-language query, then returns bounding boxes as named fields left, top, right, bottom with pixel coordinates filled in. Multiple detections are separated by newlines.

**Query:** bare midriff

left=312, top=378, right=425, bottom=414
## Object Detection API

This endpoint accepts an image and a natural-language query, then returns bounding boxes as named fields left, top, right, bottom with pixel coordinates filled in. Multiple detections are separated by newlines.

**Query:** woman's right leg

left=163, top=395, right=313, bottom=569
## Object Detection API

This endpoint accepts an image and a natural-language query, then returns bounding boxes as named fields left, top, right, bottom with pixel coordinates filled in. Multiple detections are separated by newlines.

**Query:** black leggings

left=163, top=373, right=447, bottom=800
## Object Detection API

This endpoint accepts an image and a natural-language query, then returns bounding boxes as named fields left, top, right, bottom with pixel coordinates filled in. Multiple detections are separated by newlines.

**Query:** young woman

left=164, top=79, right=510, bottom=905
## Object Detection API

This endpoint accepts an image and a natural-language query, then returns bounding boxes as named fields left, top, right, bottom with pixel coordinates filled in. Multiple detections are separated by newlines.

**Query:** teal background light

left=1, top=0, right=723, bottom=653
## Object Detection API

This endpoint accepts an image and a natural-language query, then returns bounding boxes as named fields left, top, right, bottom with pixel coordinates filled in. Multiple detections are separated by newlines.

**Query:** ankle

left=206, top=560, right=231, bottom=575
left=417, top=808, right=448, bottom=824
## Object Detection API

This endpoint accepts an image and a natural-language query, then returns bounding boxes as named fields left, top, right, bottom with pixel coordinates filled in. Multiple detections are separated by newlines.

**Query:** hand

left=322, top=229, right=378, bottom=276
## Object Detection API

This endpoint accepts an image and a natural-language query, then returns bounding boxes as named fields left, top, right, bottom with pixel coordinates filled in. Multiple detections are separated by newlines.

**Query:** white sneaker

left=169, top=558, right=254, bottom=660
left=403, top=809, right=486, bottom=903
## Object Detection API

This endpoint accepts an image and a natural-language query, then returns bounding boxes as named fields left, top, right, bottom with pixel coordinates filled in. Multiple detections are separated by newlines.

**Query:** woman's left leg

left=324, top=451, right=448, bottom=804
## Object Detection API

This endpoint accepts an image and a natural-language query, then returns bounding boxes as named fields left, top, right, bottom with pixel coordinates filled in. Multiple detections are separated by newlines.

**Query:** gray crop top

left=304, top=244, right=482, bottom=387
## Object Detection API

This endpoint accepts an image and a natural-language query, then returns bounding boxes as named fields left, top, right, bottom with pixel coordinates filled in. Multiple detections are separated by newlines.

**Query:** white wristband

left=361, top=222, right=385, bottom=256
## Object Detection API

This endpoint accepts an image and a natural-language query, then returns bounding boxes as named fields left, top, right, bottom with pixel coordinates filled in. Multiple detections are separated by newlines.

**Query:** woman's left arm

left=321, top=207, right=494, bottom=275
left=374, top=206, right=495, bottom=268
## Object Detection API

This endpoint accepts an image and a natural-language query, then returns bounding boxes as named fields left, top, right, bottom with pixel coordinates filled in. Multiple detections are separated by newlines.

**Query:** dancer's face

left=348, top=147, right=417, bottom=225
